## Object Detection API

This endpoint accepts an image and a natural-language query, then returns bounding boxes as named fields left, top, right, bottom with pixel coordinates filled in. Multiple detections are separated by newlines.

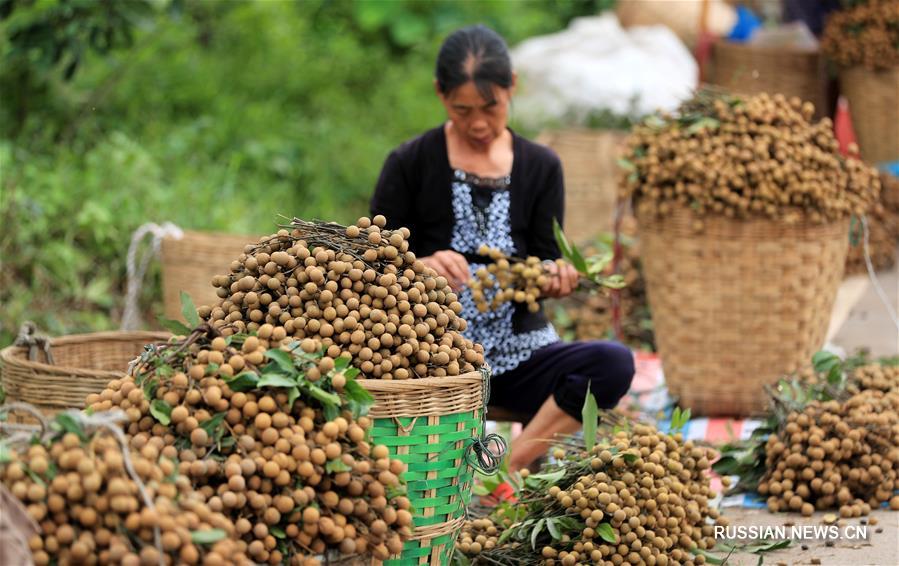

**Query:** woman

left=371, top=25, right=634, bottom=471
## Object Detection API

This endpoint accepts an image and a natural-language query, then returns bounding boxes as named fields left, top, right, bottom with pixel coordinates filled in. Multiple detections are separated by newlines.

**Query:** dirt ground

left=720, top=508, right=898, bottom=566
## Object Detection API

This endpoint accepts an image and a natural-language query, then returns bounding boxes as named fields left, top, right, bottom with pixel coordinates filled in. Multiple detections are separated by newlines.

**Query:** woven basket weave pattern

left=637, top=206, right=849, bottom=416
left=161, top=231, right=253, bottom=320
left=361, top=372, right=485, bottom=565
left=711, top=41, right=828, bottom=118
left=537, top=129, right=626, bottom=243
left=840, top=66, right=899, bottom=164
left=0, top=331, right=169, bottom=415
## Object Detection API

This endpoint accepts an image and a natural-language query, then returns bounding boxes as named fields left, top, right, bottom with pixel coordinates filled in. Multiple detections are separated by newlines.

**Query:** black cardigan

left=370, top=126, right=565, bottom=261
left=370, top=125, right=566, bottom=332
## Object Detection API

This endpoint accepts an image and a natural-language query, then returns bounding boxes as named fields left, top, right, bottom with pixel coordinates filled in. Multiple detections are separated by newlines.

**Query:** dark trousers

left=488, top=341, right=635, bottom=421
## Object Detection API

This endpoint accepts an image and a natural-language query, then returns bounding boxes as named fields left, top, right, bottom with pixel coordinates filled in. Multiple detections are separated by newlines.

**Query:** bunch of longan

left=203, top=215, right=484, bottom=379
left=822, top=0, right=899, bottom=70
left=86, top=336, right=413, bottom=565
left=458, top=423, right=728, bottom=565
left=468, top=245, right=552, bottom=313
left=758, top=386, right=899, bottom=517
left=1, top=420, right=251, bottom=566
left=620, top=91, right=881, bottom=228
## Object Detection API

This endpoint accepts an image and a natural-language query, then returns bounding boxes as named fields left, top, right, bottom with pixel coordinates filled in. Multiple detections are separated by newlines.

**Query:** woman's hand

left=541, top=260, right=579, bottom=298
left=420, top=250, right=470, bottom=290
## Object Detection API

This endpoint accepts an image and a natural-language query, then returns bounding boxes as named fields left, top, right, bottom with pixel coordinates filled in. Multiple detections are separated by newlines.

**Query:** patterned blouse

left=450, top=169, right=560, bottom=375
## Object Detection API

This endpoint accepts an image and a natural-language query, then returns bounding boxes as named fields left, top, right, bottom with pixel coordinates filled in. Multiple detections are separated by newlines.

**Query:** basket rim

left=0, top=331, right=170, bottom=373
left=357, top=370, right=486, bottom=392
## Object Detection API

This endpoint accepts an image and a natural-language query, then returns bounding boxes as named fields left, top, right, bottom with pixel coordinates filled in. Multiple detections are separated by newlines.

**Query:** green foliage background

left=0, top=0, right=611, bottom=346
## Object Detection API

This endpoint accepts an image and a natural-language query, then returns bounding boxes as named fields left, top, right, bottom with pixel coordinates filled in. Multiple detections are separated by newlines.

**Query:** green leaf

left=53, top=413, right=87, bottom=442
left=257, top=373, right=297, bottom=389
left=530, top=518, right=545, bottom=550
left=524, top=468, right=565, bottom=489
left=287, top=386, right=300, bottom=407
left=180, top=291, right=200, bottom=327
left=150, top=399, right=172, bottom=425
left=270, top=526, right=286, bottom=539
left=686, top=117, right=720, bottom=134
left=323, top=404, right=339, bottom=422
left=812, top=351, right=841, bottom=375
left=325, top=459, right=351, bottom=473
left=582, top=389, right=598, bottom=453
left=307, top=384, right=341, bottom=407
left=264, top=349, right=295, bottom=373
left=200, top=412, right=226, bottom=435
left=225, top=371, right=259, bottom=392
left=553, top=218, right=574, bottom=260
left=616, top=158, right=636, bottom=172
left=546, top=518, right=562, bottom=540
left=692, top=548, right=725, bottom=565
left=190, top=529, right=227, bottom=545
left=142, top=376, right=158, bottom=400
left=158, top=317, right=192, bottom=336
left=596, top=523, right=617, bottom=543
left=333, top=356, right=351, bottom=372
left=0, top=443, right=11, bottom=464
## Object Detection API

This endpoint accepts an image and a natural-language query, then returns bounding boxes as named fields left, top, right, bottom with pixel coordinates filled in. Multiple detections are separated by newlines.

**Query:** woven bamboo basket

left=637, top=206, right=849, bottom=416
left=711, top=40, right=828, bottom=118
left=360, top=371, right=487, bottom=565
left=537, top=129, right=627, bottom=243
left=160, top=231, right=254, bottom=320
left=840, top=66, right=899, bottom=164
left=0, top=331, right=169, bottom=418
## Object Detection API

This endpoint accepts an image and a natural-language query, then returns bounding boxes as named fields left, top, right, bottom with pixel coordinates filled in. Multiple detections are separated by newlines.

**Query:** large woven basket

left=840, top=66, right=899, bottom=164
left=0, top=331, right=169, bottom=417
left=637, top=206, right=849, bottom=416
left=711, top=40, right=828, bottom=118
left=161, top=231, right=253, bottom=320
left=537, top=129, right=627, bottom=243
left=360, top=371, right=486, bottom=565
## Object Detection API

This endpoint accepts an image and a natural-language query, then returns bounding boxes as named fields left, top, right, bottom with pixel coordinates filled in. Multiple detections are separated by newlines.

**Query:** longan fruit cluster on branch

left=202, top=215, right=485, bottom=379
left=821, top=0, right=899, bottom=70
left=469, top=245, right=554, bottom=313
left=1, top=412, right=251, bottom=566
left=619, top=90, right=881, bottom=228
left=458, top=422, right=728, bottom=565
left=86, top=331, right=414, bottom=565
left=758, top=363, right=899, bottom=517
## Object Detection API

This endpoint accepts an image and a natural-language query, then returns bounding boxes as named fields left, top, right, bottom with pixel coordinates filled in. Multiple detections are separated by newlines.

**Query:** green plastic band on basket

left=369, top=368, right=497, bottom=564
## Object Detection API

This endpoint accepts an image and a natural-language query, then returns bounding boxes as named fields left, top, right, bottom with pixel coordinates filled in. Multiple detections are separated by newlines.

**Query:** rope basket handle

left=121, top=222, right=184, bottom=330
left=12, top=322, right=54, bottom=364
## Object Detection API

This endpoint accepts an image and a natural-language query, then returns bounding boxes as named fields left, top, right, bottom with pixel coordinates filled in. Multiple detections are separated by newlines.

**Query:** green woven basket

left=361, top=370, right=488, bottom=565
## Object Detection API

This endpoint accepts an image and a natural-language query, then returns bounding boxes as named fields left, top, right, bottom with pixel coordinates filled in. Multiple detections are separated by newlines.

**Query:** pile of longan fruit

left=203, top=215, right=485, bottom=379
left=458, top=423, right=728, bottom=565
left=1, top=420, right=251, bottom=566
left=468, top=245, right=553, bottom=313
left=86, top=333, right=413, bottom=565
left=620, top=91, right=881, bottom=227
left=758, top=366, right=899, bottom=517
left=821, top=0, right=899, bottom=70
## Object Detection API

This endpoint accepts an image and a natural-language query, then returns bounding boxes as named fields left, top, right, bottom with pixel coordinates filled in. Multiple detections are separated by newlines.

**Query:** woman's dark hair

left=435, top=25, right=512, bottom=102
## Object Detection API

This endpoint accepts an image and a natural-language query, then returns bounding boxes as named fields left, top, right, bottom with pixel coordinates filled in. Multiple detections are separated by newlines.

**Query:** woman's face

left=437, top=79, right=514, bottom=149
